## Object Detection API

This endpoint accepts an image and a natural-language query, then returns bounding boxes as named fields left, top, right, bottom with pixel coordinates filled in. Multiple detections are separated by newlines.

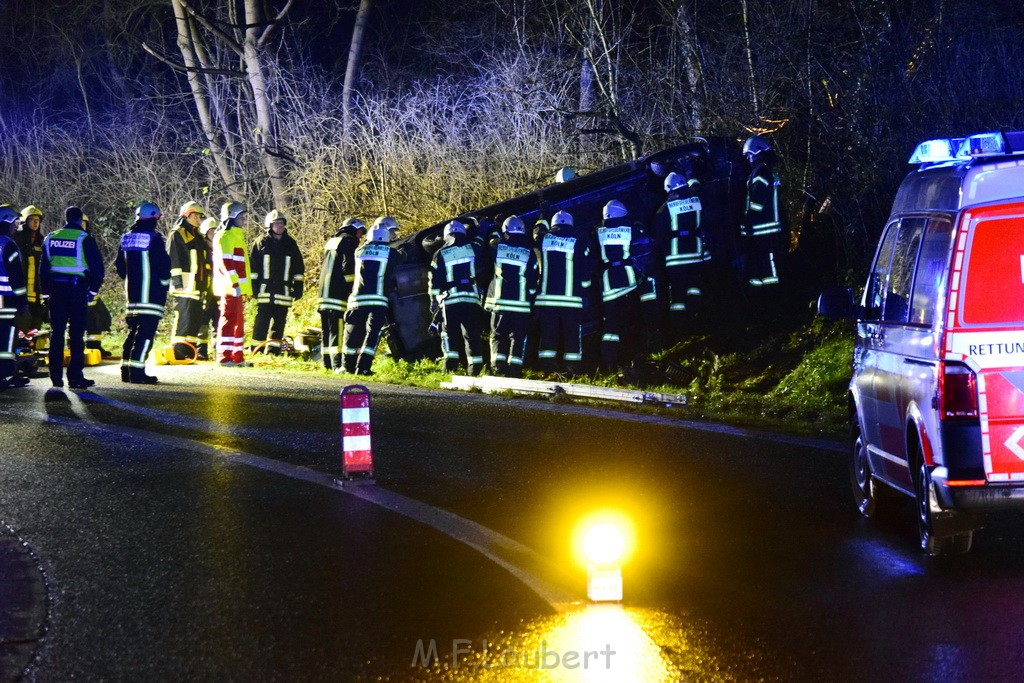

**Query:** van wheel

left=916, top=460, right=972, bottom=555
left=851, top=420, right=887, bottom=518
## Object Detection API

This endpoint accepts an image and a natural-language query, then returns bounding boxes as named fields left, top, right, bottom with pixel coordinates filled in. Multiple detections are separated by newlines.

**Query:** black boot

left=121, top=366, right=131, bottom=383
left=129, top=369, right=158, bottom=385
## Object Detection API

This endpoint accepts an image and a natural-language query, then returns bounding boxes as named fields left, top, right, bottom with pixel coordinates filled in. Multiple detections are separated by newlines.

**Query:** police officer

left=212, top=201, right=252, bottom=366
left=741, top=135, right=786, bottom=289
left=13, top=205, right=46, bottom=333
left=116, top=202, right=172, bottom=384
left=429, top=220, right=486, bottom=375
left=40, top=206, right=105, bottom=390
left=0, top=205, right=30, bottom=390
left=535, top=210, right=595, bottom=376
left=318, top=217, right=365, bottom=370
left=650, top=165, right=710, bottom=340
left=342, top=217, right=405, bottom=375
left=249, top=209, right=305, bottom=354
left=166, top=201, right=211, bottom=360
left=484, top=215, right=539, bottom=377
left=596, top=199, right=648, bottom=370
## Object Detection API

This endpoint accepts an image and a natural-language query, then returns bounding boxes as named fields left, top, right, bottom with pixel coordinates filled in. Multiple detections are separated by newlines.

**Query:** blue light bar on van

left=908, top=139, right=957, bottom=164
left=909, top=132, right=1013, bottom=165
left=955, top=132, right=1007, bottom=158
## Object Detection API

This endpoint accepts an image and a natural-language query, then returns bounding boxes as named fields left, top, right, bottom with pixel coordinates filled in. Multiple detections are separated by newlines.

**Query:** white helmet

left=742, top=135, right=771, bottom=157
left=555, top=167, right=577, bottom=183
left=264, top=209, right=287, bottom=228
left=0, top=205, right=19, bottom=225
left=136, top=202, right=162, bottom=220
left=341, top=216, right=366, bottom=232
left=370, top=226, right=391, bottom=242
left=603, top=200, right=627, bottom=220
left=444, top=220, right=466, bottom=237
left=551, top=210, right=573, bottom=227
left=664, top=172, right=686, bottom=193
left=373, top=216, right=398, bottom=232
left=502, top=215, right=526, bottom=234
left=220, top=201, right=246, bottom=222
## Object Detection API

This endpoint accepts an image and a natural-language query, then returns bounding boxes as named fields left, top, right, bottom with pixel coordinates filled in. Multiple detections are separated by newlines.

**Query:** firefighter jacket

left=250, top=229, right=305, bottom=307
left=318, top=227, right=360, bottom=313
left=115, top=223, right=172, bottom=317
left=484, top=233, right=539, bottom=314
left=535, top=224, right=595, bottom=309
left=0, top=235, right=27, bottom=320
left=40, top=224, right=105, bottom=296
left=12, top=227, right=43, bottom=305
left=429, top=233, right=484, bottom=307
left=347, top=240, right=405, bottom=310
left=651, top=180, right=710, bottom=267
left=742, top=159, right=784, bottom=237
left=212, top=225, right=252, bottom=297
left=166, top=220, right=211, bottom=300
left=596, top=218, right=647, bottom=302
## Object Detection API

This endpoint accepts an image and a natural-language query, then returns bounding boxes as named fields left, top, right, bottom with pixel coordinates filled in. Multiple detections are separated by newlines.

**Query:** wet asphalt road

left=2, top=363, right=1024, bottom=681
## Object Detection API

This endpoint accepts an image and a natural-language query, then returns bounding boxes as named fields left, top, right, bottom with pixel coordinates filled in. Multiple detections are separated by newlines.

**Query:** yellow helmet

left=200, top=217, right=218, bottom=234
left=20, top=205, right=42, bottom=221
left=179, top=201, right=205, bottom=218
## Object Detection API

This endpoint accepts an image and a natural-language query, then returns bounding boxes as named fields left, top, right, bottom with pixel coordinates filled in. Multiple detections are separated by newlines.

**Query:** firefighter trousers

left=170, top=295, right=204, bottom=359
left=342, top=306, right=389, bottom=374
left=490, top=311, right=529, bottom=378
left=0, top=316, right=15, bottom=380
left=122, top=314, right=160, bottom=379
left=536, top=306, right=585, bottom=375
left=601, top=291, right=640, bottom=370
left=665, top=263, right=703, bottom=339
left=47, top=284, right=89, bottom=385
left=441, top=302, right=484, bottom=374
left=320, top=309, right=343, bottom=370
left=218, top=295, right=245, bottom=364
left=740, top=233, right=782, bottom=288
left=253, top=303, right=290, bottom=354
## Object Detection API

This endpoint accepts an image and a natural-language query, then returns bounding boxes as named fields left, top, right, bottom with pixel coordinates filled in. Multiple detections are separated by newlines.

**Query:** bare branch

left=258, top=0, right=297, bottom=49
left=179, top=0, right=244, bottom=57
left=141, top=41, right=245, bottom=77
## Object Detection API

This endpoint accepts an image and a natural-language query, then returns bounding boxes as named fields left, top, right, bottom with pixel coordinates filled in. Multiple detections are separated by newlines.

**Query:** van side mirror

left=817, top=286, right=855, bottom=319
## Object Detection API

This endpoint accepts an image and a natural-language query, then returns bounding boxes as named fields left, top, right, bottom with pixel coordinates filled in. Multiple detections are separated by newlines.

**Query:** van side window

left=909, top=218, right=953, bottom=326
left=862, top=221, right=899, bottom=320
left=883, top=217, right=926, bottom=323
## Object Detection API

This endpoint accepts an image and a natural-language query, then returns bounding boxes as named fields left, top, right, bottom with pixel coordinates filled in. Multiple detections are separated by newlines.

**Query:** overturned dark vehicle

left=386, top=137, right=751, bottom=361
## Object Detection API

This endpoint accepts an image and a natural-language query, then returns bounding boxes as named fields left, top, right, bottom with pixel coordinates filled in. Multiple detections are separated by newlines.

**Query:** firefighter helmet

left=341, top=216, right=366, bottom=232
left=136, top=202, right=162, bottom=220
left=603, top=200, right=627, bottom=220
left=19, top=205, right=42, bottom=222
left=502, top=215, right=526, bottom=234
left=555, top=167, right=577, bottom=183
left=742, top=135, right=771, bottom=158
left=373, top=216, right=398, bottom=233
left=264, top=209, right=287, bottom=228
left=551, top=210, right=574, bottom=227
left=0, top=205, right=19, bottom=225
left=220, top=201, right=246, bottom=222
left=179, top=201, right=204, bottom=218
left=444, top=220, right=466, bottom=237
left=664, top=172, right=686, bottom=193
left=370, top=226, right=391, bottom=243
left=200, top=217, right=218, bottom=235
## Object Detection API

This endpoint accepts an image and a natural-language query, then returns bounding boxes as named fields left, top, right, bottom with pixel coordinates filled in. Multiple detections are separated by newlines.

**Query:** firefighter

left=165, top=201, right=211, bottom=360
left=81, top=214, right=114, bottom=358
left=40, top=206, right=105, bottom=390
left=534, top=210, right=595, bottom=376
left=116, top=202, right=172, bottom=384
left=212, top=201, right=252, bottom=366
left=484, top=215, right=539, bottom=378
left=13, top=205, right=46, bottom=334
left=740, top=135, right=786, bottom=290
left=342, top=217, right=405, bottom=375
left=429, top=220, right=486, bottom=375
left=0, top=205, right=30, bottom=390
left=650, top=166, right=710, bottom=340
left=318, top=217, right=365, bottom=371
left=596, top=199, right=648, bottom=370
left=249, top=209, right=305, bottom=354
left=197, top=217, right=220, bottom=358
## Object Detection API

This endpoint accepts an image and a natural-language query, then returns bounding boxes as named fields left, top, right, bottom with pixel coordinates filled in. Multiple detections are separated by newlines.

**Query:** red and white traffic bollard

left=340, top=385, right=374, bottom=480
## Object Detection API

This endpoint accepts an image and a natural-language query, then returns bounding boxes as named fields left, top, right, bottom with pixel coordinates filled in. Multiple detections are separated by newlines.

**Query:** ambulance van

left=819, top=131, right=1024, bottom=555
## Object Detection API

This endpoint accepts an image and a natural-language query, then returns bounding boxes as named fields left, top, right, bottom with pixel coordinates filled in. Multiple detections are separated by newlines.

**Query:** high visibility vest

left=348, top=243, right=393, bottom=309
left=485, top=242, right=535, bottom=313
left=666, top=193, right=710, bottom=267
left=44, top=228, right=88, bottom=277
left=596, top=223, right=638, bottom=301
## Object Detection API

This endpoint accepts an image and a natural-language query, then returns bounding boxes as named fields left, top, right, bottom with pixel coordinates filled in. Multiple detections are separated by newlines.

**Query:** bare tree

left=342, top=0, right=373, bottom=142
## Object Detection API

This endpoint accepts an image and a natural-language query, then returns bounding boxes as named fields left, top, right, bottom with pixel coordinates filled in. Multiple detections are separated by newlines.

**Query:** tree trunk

left=342, top=0, right=373, bottom=143
left=740, top=0, right=761, bottom=120
left=675, top=2, right=705, bottom=134
left=243, top=0, right=289, bottom=208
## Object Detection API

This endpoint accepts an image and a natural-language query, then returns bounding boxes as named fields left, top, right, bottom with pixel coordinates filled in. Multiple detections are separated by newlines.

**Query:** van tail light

left=939, top=362, right=979, bottom=421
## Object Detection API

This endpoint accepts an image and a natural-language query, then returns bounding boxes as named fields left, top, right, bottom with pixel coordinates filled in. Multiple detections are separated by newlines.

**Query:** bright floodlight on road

left=574, top=512, right=634, bottom=602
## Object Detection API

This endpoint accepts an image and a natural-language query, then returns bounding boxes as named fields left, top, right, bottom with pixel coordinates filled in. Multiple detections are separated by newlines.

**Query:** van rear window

left=962, top=213, right=1024, bottom=325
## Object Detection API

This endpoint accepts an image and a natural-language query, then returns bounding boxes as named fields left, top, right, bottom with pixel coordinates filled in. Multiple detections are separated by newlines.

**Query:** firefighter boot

left=121, top=366, right=131, bottom=383
left=129, top=368, right=159, bottom=385
left=196, top=343, right=210, bottom=361
left=342, top=353, right=357, bottom=374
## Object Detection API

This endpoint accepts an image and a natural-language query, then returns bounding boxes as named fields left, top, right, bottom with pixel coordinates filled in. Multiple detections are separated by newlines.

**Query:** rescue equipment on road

left=340, top=385, right=375, bottom=481
left=154, top=343, right=197, bottom=365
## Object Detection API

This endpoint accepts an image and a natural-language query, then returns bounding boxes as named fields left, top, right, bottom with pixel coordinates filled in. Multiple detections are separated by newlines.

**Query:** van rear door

left=944, top=202, right=1024, bottom=482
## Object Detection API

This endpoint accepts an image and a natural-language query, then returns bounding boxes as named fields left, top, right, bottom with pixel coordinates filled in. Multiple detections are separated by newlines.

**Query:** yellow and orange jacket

left=212, top=225, right=252, bottom=297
